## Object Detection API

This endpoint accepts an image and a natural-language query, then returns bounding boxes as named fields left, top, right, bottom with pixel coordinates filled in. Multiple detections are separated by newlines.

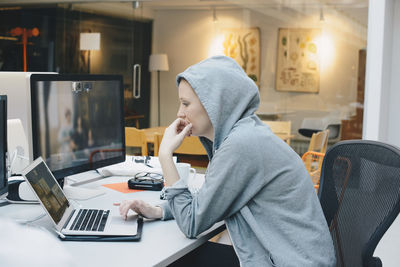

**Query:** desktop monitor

left=0, top=72, right=57, bottom=165
left=0, top=95, right=8, bottom=198
left=7, top=119, right=30, bottom=175
left=30, top=74, right=126, bottom=185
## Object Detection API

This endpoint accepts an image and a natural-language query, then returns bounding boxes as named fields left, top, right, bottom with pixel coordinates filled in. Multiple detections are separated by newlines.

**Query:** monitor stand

left=6, top=176, right=39, bottom=203
left=63, top=170, right=105, bottom=200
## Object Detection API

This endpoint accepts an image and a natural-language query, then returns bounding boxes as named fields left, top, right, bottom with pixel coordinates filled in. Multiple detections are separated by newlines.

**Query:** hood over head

left=176, top=56, right=260, bottom=159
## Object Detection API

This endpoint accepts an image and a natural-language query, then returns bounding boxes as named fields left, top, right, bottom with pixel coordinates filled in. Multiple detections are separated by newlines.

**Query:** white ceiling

left=0, top=0, right=369, bottom=26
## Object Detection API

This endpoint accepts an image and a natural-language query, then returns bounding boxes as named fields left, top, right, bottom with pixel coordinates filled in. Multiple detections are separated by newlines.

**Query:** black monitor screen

left=30, top=75, right=125, bottom=181
left=0, top=95, right=8, bottom=198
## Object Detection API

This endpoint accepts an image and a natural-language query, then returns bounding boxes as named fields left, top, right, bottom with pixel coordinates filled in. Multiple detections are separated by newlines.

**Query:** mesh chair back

left=318, top=140, right=400, bottom=267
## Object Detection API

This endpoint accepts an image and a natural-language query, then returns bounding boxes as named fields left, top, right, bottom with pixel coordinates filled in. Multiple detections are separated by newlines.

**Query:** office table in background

left=256, top=110, right=294, bottom=121
left=0, top=176, right=224, bottom=267
left=125, top=114, right=145, bottom=129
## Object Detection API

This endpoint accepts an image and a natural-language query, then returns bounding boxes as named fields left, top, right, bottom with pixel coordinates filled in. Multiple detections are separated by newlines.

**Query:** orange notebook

left=102, top=182, right=144, bottom=194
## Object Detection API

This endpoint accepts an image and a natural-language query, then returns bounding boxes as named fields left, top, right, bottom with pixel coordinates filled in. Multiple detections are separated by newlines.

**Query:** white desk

left=0, top=176, right=225, bottom=267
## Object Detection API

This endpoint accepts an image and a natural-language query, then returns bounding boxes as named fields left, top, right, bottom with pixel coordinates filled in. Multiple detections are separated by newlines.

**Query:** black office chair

left=318, top=140, right=400, bottom=267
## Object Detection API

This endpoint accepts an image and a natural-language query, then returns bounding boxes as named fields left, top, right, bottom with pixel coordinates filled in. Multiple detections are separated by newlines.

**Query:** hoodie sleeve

left=162, top=132, right=273, bottom=238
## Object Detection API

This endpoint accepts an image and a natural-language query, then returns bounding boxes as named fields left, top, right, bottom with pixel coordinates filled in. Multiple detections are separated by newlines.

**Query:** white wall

left=151, top=10, right=220, bottom=127
left=387, top=0, right=400, bottom=146
left=365, top=3, right=400, bottom=261
left=363, top=0, right=400, bottom=147
left=151, top=8, right=367, bottom=133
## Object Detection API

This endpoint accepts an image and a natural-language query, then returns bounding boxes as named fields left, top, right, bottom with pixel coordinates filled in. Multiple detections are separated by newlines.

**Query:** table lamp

left=80, top=32, right=101, bottom=73
left=149, top=54, right=169, bottom=126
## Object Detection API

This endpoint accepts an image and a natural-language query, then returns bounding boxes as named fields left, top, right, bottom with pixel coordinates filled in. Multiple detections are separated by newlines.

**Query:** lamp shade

left=80, top=33, right=101, bottom=51
left=149, top=54, right=169, bottom=71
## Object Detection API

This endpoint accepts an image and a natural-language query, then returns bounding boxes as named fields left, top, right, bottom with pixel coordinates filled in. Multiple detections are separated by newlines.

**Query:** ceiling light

left=320, top=7, right=325, bottom=22
left=213, top=8, right=218, bottom=23
left=133, top=1, right=140, bottom=10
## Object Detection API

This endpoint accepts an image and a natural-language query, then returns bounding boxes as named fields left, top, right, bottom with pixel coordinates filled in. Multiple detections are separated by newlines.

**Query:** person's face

left=177, top=79, right=213, bottom=140
left=66, top=113, right=71, bottom=123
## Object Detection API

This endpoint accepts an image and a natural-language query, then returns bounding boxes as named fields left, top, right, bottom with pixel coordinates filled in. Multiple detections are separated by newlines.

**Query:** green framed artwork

left=276, top=28, right=321, bottom=93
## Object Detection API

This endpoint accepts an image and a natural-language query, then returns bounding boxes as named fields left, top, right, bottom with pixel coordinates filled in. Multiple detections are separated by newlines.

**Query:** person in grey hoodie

left=118, top=56, right=336, bottom=266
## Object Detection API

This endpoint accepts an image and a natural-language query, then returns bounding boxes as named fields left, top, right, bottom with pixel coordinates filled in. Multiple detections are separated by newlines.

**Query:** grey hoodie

left=161, top=56, right=336, bottom=266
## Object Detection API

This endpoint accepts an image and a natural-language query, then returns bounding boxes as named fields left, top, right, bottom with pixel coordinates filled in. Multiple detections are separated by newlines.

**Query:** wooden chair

left=174, top=136, right=207, bottom=155
left=153, top=133, right=163, bottom=157
left=153, top=134, right=207, bottom=156
left=302, top=151, right=325, bottom=188
left=262, top=120, right=292, bottom=145
left=306, top=129, right=330, bottom=154
left=125, top=127, right=148, bottom=156
left=301, top=129, right=330, bottom=191
left=154, top=133, right=208, bottom=167
left=174, top=136, right=208, bottom=167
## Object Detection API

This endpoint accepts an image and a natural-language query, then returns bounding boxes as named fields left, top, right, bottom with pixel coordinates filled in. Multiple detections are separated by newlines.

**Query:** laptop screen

left=24, top=161, right=70, bottom=224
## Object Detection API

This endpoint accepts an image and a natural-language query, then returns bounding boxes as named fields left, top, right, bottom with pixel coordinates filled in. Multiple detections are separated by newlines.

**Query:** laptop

left=22, top=157, right=138, bottom=237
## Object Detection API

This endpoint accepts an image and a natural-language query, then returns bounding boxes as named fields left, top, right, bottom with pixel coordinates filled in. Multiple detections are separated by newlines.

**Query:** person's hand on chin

left=159, top=118, right=192, bottom=157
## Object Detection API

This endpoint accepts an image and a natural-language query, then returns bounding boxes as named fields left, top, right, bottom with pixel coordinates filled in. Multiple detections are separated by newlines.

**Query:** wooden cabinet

left=341, top=49, right=365, bottom=140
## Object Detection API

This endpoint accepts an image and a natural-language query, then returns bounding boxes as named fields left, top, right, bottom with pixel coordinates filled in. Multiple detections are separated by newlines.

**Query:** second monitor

left=0, top=95, right=8, bottom=199
left=30, top=74, right=126, bottom=185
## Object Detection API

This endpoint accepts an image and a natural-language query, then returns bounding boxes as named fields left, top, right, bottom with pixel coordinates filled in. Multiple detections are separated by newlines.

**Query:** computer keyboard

left=69, top=209, right=110, bottom=232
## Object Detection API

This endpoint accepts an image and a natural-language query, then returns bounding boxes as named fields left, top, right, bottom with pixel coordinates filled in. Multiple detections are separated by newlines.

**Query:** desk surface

left=3, top=175, right=399, bottom=266
left=0, top=176, right=224, bottom=267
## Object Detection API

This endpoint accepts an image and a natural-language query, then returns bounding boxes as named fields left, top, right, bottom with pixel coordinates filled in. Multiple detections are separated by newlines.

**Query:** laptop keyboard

left=69, top=209, right=110, bottom=232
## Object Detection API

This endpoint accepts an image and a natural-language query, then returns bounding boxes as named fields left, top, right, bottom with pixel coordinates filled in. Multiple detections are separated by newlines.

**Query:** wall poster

left=222, top=27, right=260, bottom=85
left=276, top=28, right=321, bottom=93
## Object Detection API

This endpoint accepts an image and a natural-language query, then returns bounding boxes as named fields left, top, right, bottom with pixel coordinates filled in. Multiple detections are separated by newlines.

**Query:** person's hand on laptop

left=115, top=200, right=162, bottom=220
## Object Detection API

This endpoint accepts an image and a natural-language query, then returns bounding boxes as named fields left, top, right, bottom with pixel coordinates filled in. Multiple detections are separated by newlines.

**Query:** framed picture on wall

left=276, top=28, right=321, bottom=93
left=222, top=27, right=260, bottom=85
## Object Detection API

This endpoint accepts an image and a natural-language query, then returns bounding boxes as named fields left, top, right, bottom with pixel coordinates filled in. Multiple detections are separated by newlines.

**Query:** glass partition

left=214, top=1, right=368, bottom=154
left=0, top=0, right=368, bottom=154
left=0, top=3, right=151, bottom=128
